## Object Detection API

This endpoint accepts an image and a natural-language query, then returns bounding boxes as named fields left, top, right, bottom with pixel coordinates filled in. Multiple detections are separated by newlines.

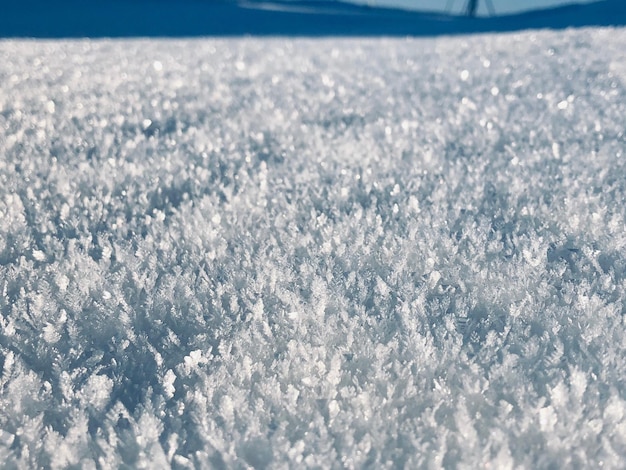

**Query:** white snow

left=1, top=28, right=626, bottom=468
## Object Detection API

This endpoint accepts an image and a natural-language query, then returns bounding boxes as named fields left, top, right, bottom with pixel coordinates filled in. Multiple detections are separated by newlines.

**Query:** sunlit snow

left=1, top=29, right=626, bottom=468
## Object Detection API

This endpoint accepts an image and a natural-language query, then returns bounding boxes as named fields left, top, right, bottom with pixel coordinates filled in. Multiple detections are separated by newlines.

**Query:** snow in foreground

left=1, top=30, right=626, bottom=468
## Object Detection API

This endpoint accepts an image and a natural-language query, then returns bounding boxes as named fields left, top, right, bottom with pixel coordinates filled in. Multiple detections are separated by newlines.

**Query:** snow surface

left=1, top=28, right=626, bottom=468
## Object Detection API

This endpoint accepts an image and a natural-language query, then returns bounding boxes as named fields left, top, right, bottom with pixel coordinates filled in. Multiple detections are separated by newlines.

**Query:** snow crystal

left=1, top=27, right=626, bottom=468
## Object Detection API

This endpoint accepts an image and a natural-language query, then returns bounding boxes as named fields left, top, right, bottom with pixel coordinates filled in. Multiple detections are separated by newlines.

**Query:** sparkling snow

left=1, top=28, right=626, bottom=468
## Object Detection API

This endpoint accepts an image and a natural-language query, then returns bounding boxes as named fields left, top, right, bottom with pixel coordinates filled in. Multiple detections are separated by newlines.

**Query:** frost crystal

left=1, top=27, right=626, bottom=468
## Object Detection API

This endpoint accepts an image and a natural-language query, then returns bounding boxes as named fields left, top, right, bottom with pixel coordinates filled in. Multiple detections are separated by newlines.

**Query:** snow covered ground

left=1, top=27, right=626, bottom=468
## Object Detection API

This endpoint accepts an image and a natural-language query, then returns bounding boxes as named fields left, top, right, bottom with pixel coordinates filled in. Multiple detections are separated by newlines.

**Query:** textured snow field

left=1, top=29, right=626, bottom=468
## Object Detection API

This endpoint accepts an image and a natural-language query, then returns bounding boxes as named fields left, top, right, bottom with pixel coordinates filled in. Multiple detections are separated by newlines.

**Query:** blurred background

left=362, top=0, right=598, bottom=16
left=0, top=0, right=623, bottom=37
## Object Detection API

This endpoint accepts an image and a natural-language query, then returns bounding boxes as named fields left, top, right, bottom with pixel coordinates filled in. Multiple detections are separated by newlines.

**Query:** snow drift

left=1, top=27, right=626, bottom=467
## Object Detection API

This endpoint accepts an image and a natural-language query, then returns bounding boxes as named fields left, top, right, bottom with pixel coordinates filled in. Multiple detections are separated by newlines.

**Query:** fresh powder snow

left=1, top=28, right=626, bottom=468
